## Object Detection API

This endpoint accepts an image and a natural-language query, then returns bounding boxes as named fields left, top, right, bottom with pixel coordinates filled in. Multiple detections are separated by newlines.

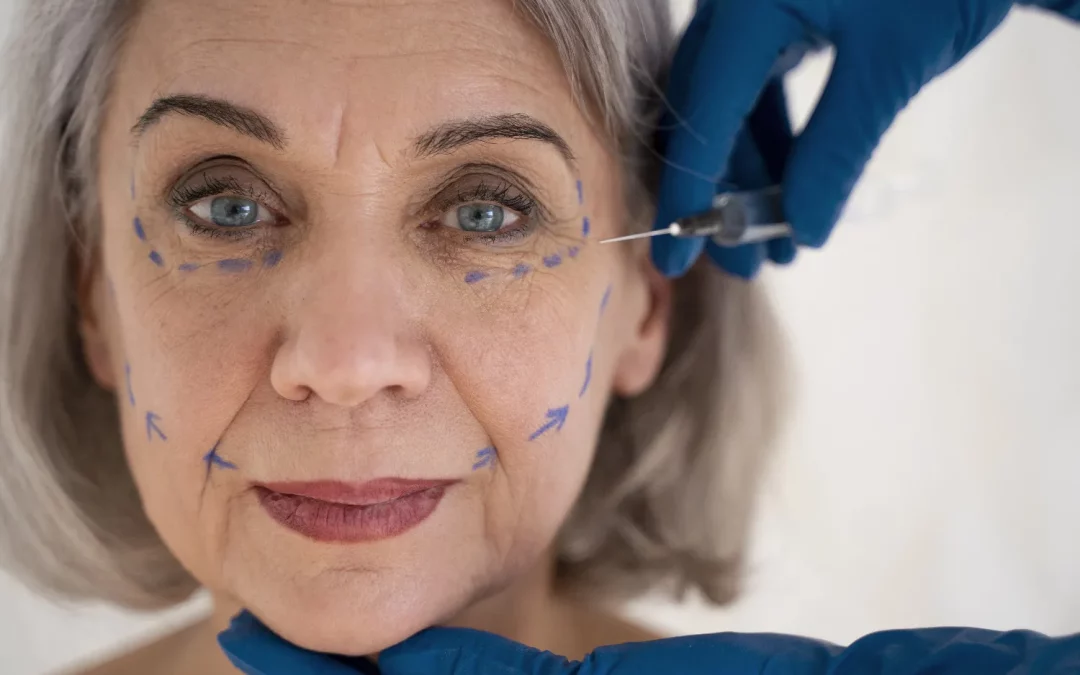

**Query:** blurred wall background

left=1, top=0, right=1078, bottom=672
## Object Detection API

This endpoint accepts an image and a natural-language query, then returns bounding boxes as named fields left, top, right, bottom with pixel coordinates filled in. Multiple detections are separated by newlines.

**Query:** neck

left=444, top=552, right=570, bottom=653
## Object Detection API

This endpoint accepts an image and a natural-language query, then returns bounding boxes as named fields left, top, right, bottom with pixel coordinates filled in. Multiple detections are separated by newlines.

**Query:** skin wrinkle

left=84, top=0, right=670, bottom=660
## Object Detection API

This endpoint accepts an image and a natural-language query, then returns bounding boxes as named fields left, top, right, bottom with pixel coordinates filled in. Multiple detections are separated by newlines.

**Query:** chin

left=243, top=565, right=482, bottom=655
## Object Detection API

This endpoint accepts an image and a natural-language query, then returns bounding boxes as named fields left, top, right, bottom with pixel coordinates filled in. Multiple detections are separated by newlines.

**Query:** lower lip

left=255, top=482, right=452, bottom=543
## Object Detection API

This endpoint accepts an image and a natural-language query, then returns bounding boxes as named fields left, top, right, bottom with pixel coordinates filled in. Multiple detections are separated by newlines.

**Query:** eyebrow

left=131, top=94, right=287, bottom=149
left=413, top=113, right=575, bottom=164
left=131, top=95, right=574, bottom=164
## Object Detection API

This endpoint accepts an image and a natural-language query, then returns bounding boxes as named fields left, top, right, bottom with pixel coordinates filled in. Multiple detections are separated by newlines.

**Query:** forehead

left=123, top=0, right=576, bottom=157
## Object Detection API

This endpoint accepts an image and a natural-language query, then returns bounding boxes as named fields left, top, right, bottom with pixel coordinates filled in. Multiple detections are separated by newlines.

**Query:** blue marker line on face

left=512, top=263, right=531, bottom=278
left=263, top=249, right=283, bottom=268
left=124, top=362, right=135, bottom=407
left=178, top=262, right=199, bottom=272
left=568, top=246, right=580, bottom=259
left=582, top=217, right=590, bottom=238
left=148, top=250, right=164, bottom=267
left=472, top=446, right=496, bottom=471
left=145, top=412, right=167, bottom=442
left=464, top=270, right=489, bottom=284
left=133, top=217, right=146, bottom=241
left=543, top=253, right=562, bottom=268
left=579, top=351, right=592, bottom=398
left=217, top=258, right=253, bottom=273
left=204, top=446, right=238, bottom=471
left=528, top=406, right=569, bottom=441
left=576, top=180, right=583, bottom=205
left=600, top=284, right=612, bottom=315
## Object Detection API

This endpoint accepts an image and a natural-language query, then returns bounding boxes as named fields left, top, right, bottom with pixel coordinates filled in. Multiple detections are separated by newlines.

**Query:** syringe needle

left=599, top=226, right=677, bottom=244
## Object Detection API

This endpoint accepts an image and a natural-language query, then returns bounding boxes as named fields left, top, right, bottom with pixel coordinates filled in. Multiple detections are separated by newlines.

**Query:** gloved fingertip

left=220, top=610, right=269, bottom=641
left=784, top=187, right=836, bottom=249
left=707, top=242, right=764, bottom=280
left=767, top=237, right=798, bottom=265
left=650, top=233, right=706, bottom=278
left=381, top=627, right=574, bottom=675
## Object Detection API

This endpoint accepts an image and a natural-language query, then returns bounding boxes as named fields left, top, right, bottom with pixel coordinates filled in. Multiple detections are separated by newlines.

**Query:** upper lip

left=255, top=478, right=458, bottom=506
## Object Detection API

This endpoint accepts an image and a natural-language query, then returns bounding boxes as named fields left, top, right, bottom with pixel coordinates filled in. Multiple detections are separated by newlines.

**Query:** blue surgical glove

left=653, top=0, right=1080, bottom=279
left=219, top=609, right=1080, bottom=675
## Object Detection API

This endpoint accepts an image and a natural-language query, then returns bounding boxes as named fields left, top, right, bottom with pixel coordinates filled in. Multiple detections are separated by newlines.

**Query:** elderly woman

left=0, top=0, right=786, bottom=672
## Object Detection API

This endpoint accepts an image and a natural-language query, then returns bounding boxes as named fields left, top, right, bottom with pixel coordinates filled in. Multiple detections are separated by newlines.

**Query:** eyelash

left=167, top=173, right=278, bottom=241
left=167, top=172, right=541, bottom=246
left=426, top=178, right=539, bottom=245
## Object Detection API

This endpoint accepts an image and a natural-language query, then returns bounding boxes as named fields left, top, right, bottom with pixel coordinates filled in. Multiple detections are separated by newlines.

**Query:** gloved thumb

left=379, top=627, right=581, bottom=675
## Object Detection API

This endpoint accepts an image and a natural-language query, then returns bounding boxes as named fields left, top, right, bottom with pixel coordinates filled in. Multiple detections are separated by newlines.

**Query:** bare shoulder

left=67, top=620, right=215, bottom=675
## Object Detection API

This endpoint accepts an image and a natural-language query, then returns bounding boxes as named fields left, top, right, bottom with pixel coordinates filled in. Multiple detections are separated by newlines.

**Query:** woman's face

left=81, top=0, right=670, bottom=654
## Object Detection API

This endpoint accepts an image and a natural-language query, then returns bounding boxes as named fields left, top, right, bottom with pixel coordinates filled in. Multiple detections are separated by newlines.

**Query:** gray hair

left=0, top=0, right=786, bottom=610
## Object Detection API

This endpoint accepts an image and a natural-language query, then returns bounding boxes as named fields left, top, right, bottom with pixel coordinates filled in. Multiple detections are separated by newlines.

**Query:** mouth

left=253, top=478, right=458, bottom=543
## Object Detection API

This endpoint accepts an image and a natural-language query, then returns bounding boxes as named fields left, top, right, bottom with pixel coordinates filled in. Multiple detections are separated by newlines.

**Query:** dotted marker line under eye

left=217, top=258, right=253, bottom=273
left=542, top=253, right=562, bottom=268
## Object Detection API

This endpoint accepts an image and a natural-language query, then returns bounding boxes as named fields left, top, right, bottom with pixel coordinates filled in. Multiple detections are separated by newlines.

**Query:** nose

left=270, top=248, right=431, bottom=408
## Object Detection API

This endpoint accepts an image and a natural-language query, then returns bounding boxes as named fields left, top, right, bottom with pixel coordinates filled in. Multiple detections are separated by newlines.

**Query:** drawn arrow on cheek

left=145, top=412, right=167, bottom=442
left=204, top=445, right=238, bottom=471
left=528, top=406, right=569, bottom=441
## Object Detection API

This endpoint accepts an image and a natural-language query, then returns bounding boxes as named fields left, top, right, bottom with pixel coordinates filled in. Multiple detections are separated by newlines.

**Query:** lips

left=254, top=478, right=456, bottom=543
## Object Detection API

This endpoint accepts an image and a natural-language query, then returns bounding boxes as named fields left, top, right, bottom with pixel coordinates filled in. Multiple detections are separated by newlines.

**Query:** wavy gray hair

left=0, top=0, right=786, bottom=609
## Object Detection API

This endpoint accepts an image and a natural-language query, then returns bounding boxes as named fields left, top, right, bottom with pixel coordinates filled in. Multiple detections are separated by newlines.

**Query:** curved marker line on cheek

left=464, top=270, right=489, bottom=284
left=512, top=263, right=531, bottom=278
left=133, top=217, right=146, bottom=241
left=178, top=263, right=199, bottom=272
left=579, top=351, right=592, bottom=398
left=148, top=250, right=165, bottom=267
left=124, top=362, right=135, bottom=407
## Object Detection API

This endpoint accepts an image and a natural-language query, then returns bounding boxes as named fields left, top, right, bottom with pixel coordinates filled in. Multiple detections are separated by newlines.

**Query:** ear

left=74, top=252, right=118, bottom=391
left=611, top=255, right=672, bottom=397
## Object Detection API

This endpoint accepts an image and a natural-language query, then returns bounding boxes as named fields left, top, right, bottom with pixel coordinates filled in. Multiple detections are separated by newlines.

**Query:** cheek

left=433, top=261, right=617, bottom=564
left=109, top=265, right=275, bottom=580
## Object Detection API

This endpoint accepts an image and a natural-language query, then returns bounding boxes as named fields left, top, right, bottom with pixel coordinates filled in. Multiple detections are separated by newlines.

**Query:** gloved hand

left=218, top=609, right=1080, bottom=675
left=653, top=0, right=1080, bottom=280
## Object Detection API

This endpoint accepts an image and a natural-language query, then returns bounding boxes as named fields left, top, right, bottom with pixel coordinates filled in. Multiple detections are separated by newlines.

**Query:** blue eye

left=190, top=196, right=270, bottom=229
left=444, top=202, right=520, bottom=233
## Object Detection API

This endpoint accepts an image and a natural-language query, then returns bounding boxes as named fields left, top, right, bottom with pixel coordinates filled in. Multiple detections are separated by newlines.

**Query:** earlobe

left=611, top=259, right=672, bottom=398
left=74, top=255, right=118, bottom=391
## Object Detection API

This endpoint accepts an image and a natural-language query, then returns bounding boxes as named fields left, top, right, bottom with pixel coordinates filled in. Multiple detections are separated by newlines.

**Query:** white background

left=2, top=1, right=1079, bottom=673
